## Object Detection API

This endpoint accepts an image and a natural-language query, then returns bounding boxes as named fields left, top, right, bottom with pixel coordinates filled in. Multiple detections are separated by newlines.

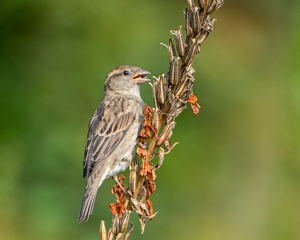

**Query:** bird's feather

left=83, top=97, right=135, bottom=179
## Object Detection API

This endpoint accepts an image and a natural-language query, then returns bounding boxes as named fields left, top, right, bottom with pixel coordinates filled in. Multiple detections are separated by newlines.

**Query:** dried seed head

left=198, top=0, right=207, bottom=9
left=169, top=57, right=180, bottom=85
left=196, top=29, right=210, bottom=45
left=191, top=8, right=201, bottom=36
left=168, top=38, right=177, bottom=61
left=157, top=75, right=166, bottom=105
left=152, top=109, right=160, bottom=134
left=99, top=221, right=107, bottom=240
left=202, top=16, right=216, bottom=33
left=185, top=9, right=193, bottom=39
left=187, top=0, right=196, bottom=9
left=171, top=26, right=185, bottom=58
left=182, top=39, right=198, bottom=67
left=206, top=0, right=217, bottom=14
left=175, top=73, right=193, bottom=97
left=112, top=214, right=121, bottom=237
left=120, top=210, right=131, bottom=233
left=129, top=169, right=137, bottom=194
left=215, top=0, right=224, bottom=11
left=157, top=123, right=175, bottom=146
left=152, top=78, right=158, bottom=110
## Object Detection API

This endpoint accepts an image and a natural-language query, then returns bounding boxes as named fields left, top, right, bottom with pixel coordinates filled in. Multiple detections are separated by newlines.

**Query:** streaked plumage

left=78, top=65, right=150, bottom=223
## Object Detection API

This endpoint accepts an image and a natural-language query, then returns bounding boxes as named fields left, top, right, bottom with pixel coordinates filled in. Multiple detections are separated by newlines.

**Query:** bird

left=78, top=65, right=151, bottom=223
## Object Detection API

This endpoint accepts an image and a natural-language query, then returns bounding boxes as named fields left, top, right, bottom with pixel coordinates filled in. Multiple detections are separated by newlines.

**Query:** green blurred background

left=1, top=0, right=299, bottom=239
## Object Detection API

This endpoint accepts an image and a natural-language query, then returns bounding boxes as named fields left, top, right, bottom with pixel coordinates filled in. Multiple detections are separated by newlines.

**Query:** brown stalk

left=102, top=0, right=223, bottom=239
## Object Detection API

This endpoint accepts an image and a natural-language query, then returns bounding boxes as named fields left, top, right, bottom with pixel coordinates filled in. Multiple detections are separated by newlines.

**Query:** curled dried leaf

left=137, top=147, right=147, bottom=160
left=143, top=103, right=153, bottom=115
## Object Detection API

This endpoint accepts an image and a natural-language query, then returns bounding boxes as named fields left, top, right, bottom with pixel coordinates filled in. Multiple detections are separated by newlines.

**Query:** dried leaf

left=146, top=199, right=154, bottom=221
left=109, top=201, right=126, bottom=217
left=137, top=147, right=147, bottom=160
left=191, top=102, right=200, bottom=115
left=187, top=94, right=200, bottom=115
left=143, top=103, right=153, bottom=114
left=186, top=94, right=198, bottom=104
left=140, top=160, right=152, bottom=176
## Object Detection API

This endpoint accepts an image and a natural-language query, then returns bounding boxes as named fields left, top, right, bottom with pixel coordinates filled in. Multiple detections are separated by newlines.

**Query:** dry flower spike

left=101, top=0, right=222, bottom=238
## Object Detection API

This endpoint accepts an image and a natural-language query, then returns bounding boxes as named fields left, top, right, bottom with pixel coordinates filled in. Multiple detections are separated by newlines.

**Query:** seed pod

left=202, top=16, right=216, bottom=33
left=185, top=9, right=193, bottom=39
left=99, top=221, right=107, bottom=240
left=112, top=214, right=121, bottom=238
left=169, top=57, right=180, bottom=86
left=182, top=39, right=197, bottom=66
left=207, top=0, right=217, bottom=14
left=168, top=38, right=176, bottom=61
left=157, top=75, right=166, bottom=105
left=198, top=0, right=206, bottom=9
left=152, top=109, right=160, bottom=133
left=215, top=0, right=224, bottom=11
left=171, top=26, right=185, bottom=58
left=175, top=73, right=193, bottom=97
left=187, top=0, right=196, bottom=9
left=129, top=168, right=137, bottom=194
left=197, top=29, right=209, bottom=45
left=157, top=122, right=175, bottom=146
left=120, top=210, right=131, bottom=233
left=164, top=72, right=170, bottom=87
left=191, top=8, right=201, bottom=36
left=152, top=78, right=159, bottom=109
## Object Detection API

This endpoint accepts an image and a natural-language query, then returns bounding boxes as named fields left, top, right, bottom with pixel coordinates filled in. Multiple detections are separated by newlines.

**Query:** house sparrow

left=78, top=65, right=151, bottom=223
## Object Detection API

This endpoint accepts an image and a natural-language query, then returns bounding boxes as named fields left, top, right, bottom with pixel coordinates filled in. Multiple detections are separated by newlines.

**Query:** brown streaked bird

left=78, top=65, right=151, bottom=223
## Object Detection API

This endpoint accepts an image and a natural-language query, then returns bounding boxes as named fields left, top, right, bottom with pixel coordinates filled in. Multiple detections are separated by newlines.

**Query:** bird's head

left=104, top=65, right=151, bottom=96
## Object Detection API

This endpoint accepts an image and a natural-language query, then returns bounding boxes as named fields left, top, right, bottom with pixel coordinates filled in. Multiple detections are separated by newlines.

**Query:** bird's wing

left=83, top=97, right=136, bottom=178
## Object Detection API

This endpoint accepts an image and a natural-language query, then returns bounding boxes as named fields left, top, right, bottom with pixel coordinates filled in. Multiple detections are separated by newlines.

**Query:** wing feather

left=83, top=97, right=136, bottom=178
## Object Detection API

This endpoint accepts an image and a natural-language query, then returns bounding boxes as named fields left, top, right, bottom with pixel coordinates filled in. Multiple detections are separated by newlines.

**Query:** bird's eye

left=123, top=70, right=130, bottom=75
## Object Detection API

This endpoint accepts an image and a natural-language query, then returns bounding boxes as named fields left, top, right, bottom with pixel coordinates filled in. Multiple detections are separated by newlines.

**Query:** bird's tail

left=78, top=167, right=109, bottom=222
left=77, top=188, right=98, bottom=223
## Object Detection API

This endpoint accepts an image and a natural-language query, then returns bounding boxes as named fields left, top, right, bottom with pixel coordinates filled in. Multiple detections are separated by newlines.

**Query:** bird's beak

left=132, top=69, right=151, bottom=84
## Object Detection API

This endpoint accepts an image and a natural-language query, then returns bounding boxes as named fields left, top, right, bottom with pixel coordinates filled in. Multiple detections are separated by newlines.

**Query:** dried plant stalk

left=103, top=0, right=223, bottom=239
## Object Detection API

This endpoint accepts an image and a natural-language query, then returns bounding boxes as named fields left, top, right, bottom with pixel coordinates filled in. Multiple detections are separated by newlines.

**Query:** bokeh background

left=1, top=0, right=299, bottom=239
